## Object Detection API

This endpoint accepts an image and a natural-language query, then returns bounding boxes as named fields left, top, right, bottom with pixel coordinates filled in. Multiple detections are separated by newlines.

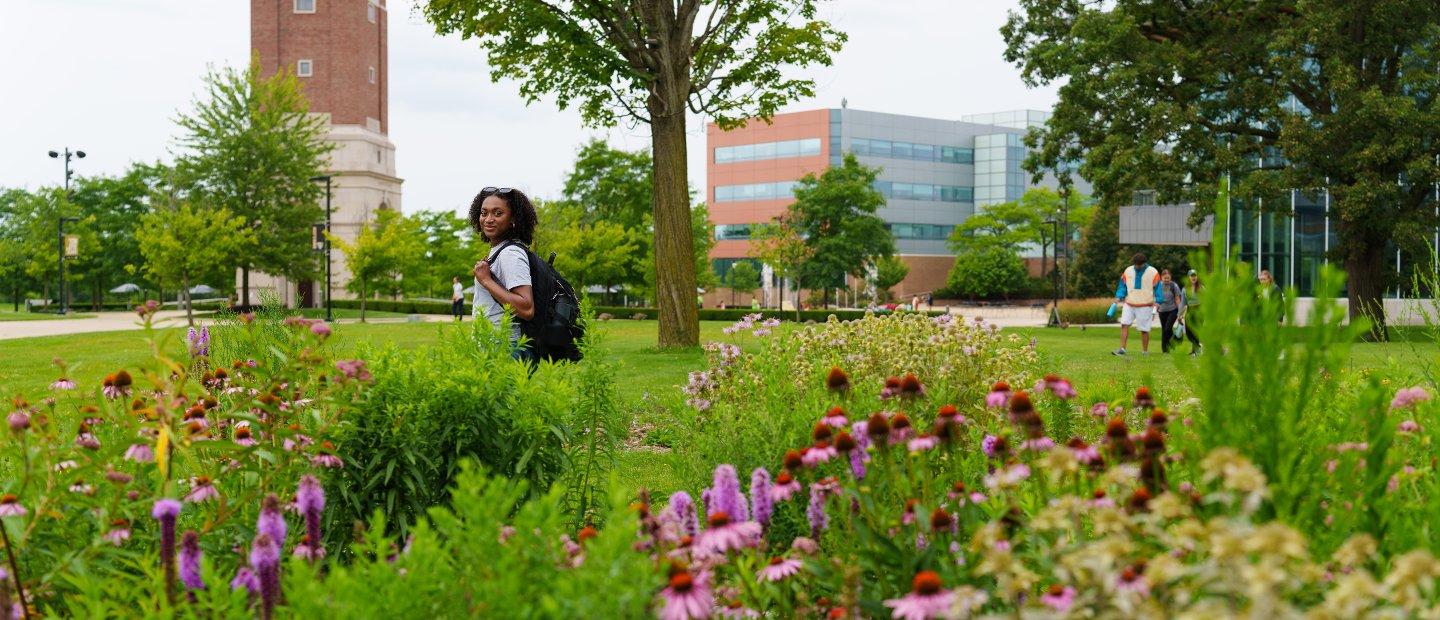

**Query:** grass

left=4, top=317, right=1435, bottom=497
left=0, top=307, right=95, bottom=321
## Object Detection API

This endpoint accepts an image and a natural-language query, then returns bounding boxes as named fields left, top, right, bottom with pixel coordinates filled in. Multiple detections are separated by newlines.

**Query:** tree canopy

left=330, top=209, right=423, bottom=322
left=423, top=0, right=846, bottom=347
left=135, top=197, right=252, bottom=326
left=787, top=154, right=894, bottom=307
left=1004, top=0, right=1440, bottom=336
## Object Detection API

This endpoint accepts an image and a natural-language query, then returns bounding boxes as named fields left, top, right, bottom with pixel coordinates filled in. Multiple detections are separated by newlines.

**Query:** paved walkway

left=0, top=311, right=441, bottom=341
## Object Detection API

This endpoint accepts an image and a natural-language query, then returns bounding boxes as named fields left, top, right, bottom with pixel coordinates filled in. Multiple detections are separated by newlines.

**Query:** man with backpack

left=1112, top=252, right=1165, bottom=356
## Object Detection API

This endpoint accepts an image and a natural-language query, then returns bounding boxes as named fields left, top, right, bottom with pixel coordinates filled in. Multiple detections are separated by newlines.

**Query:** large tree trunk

left=1344, top=231, right=1389, bottom=341
left=648, top=101, right=699, bottom=347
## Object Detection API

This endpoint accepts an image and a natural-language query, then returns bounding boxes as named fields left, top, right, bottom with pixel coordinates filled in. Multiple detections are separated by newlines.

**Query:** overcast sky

left=0, top=0, right=1060, bottom=216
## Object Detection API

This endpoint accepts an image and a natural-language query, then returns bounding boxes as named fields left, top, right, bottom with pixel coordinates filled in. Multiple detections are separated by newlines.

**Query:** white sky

left=0, top=0, right=1059, bottom=216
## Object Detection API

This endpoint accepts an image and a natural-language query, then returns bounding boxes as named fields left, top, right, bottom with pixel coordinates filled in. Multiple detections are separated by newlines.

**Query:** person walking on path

left=1180, top=269, right=1203, bottom=355
left=451, top=277, right=465, bottom=320
left=1113, top=252, right=1164, bottom=356
left=1157, top=269, right=1192, bottom=354
left=470, top=187, right=537, bottom=362
left=1258, top=269, right=1285, bottom=324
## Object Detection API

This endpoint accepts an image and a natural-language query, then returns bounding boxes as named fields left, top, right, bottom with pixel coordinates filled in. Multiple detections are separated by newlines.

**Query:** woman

left=1157, top=269, right=1185, bottom=354
left=1180, top=269, right=1202, bottom=355
left=469, top=186, right=536, bottom=361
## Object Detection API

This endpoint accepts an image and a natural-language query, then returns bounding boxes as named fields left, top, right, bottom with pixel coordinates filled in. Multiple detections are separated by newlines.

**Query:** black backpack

left=489, top=240, right=584, bottom=362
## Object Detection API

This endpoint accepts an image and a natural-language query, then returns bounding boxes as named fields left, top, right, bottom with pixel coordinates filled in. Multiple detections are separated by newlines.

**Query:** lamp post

left=50, top=148, right=85, bottom=315
left=310, top=175, right=333, bottom=322
left=1045, top=218, right=1061, bottom=326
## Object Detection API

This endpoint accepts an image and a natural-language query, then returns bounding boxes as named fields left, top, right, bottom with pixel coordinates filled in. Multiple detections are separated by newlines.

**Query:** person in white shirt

left=1113, top=252, right=1165, bottom=356
left=451, top=276, right=465, bottom=320
left=469, top=187, right=536, bottom=361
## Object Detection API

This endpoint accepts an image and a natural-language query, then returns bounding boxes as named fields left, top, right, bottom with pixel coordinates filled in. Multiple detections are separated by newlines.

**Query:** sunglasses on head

left=481, top=187, right=515, bottom=195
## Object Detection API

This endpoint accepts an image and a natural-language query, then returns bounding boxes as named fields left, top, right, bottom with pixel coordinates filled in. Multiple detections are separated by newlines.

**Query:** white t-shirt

left=452, top=281, right=463, bottom=301
left=473, top=244, right=532, bottom=343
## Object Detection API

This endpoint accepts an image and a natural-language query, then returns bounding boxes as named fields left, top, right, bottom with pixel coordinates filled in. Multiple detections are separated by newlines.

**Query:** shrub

left=946, top=247, right=1029, bottom=299
left=1056, top=298, right=1116, bottom=324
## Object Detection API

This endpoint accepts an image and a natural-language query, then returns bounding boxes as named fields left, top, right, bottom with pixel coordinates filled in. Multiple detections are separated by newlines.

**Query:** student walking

left=1259, top=269, right=1285, bottom=324
left=1157, top=269, right=1196, bottom=354
left=451, top=277, right=465, bottom=320
left=1113, top=253, right=1164, bottom=356
left=469, top=187, right=537, bottom=362
left=1180, top=269, right=1203, bottom=355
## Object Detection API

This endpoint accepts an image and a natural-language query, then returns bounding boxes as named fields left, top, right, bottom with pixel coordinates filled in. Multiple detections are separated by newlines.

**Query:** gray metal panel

left=896, top=239, right=950, bottom=255
left=1118, top=204, right=1213, bottom=246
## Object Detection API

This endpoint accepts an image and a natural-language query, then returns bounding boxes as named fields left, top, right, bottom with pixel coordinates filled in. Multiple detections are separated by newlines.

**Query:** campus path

left=0, top=311, right=445, bottom=341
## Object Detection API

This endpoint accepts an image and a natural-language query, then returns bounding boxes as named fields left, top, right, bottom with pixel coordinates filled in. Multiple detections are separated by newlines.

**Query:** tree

left=423, top=0, right=845, bottom=348
left=4, top=187, right=94, bottom=307
left=135, top=198, right=252, bottom=326
left=751, top=216, right=812, bottom=316
left=949, top=199, right=1044, bottom=255
left=870, top=255, right=909, bottom=303
left=562, top=139, right=653, bottom=230
left=543, top=218, right=646, bottom=305
left=690, top=202, right=718, bottom=290
left=787, top=154, right=894, bottom=307
left=70, top=164, right=168, bottom=309
left=725, top=260, right=760, bottom=306
left=946, top=247, right=1028, bottom=300
left=1071, top=200, right=1192, bottom=298
left=406, top=210, right=478, bottom=299
left=173, top=59, right=332, bottom=307
left=330, top=209, right=422, bottom=321
left=1004, top=0, right=1440, bottom=338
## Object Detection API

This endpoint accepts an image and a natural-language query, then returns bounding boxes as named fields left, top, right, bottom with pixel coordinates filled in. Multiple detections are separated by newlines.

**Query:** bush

left=1057, top=298, right=1117, bottom=324
left=945, top=247, right=1029, bottom=299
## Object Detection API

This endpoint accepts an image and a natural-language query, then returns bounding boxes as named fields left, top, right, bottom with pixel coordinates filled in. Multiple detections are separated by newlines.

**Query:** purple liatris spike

left=249, top=533, right=281, bottom=620
left=256, top=494, right=286, bottom=548
left=295, top=475, right=325, bottom=559
left=807, top=484, right=828, bottom=538
left=663, top=491, right=699, bottom=538
left=750, top=468, right=773, bottom=528
left=152, top=498, right=181, bottom=597
left=849, top=446, right=867, bottom=479
left=231, top=567, right=259, bottom=593
left=180, top=530, right=204, bottom=590
left=707, top=464, right=748, bottom=522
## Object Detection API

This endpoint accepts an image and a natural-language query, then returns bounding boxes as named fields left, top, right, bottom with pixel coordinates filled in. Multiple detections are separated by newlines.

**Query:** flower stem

left=0, top=520, right=29, bottom=619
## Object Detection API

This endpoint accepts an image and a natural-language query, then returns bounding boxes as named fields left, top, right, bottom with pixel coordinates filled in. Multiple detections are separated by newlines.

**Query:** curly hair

left=468, top=187, right=538, bottom=245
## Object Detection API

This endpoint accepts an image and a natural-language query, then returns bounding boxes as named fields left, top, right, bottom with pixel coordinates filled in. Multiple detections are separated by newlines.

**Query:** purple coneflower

left=884, top=571, right=955, bottom=620
left=75, top=427, right=100, bottom=450
left=69, top=480, right=94, bottom=495
left=310, top=322, right=331, bottom=338
left=719, top=599, right=759, bottom=618
left=985, top=381, right=1012, bottom=408
left=880, top=376, right=902, bottom=400
left=695, top=511, right=762, bottom=555
left=1041, top=585, right=1077, bottom=612
left=1115, top=565, right=1149, bottom=597
left=1021, top=437, right=1055, bottom=452
left=1090, top=402, right=1109, bottom=418
left=250, top=533, right=281, bottom=620
left=1069, top=438, right=1101, bottom=464
left=185, top=477, right=219, bottom=503
left=658, top=568, right=712, bottom=620
left=801, top=443, right=837, bottom=467
left=311, top=441, right=344, bottom=468
left=296, top=475, right=325, bottom=560
left=7, top=410, right=29, bottom=433
left=1090, top=490, right=1115, bottom=509
left=983, top=463, right=1031, bottom=490
left=749, top=468, right=773, bottom=528
left=821, top=406, right=848, bottom=428
left=1391, top=386, right=1431, bottom=410
left=233, top=425, right=257, bottom=447
left=1399, top=420, right=1421, bottom=433
left=153, top=498, right=181, bottom=597
left=103, top=519, right=131, bottom=545
left=125, top=443, right=154, bottom=463
left=770, top=472, right=801, bottom=502
left=180, top=530, right=204, bottom=590
left=757, top=556, right=803, bottom=582
left=907, top=435, right=938, bottom=452
left=0, top=494, right=27, bottom=517
left=825, top=367, right=850, bottom=394
left=1034, top=374, right=1077, bottom=399
left=50, top=378, right=76, bottom=391
left=889, top=413, right=914, bottom=444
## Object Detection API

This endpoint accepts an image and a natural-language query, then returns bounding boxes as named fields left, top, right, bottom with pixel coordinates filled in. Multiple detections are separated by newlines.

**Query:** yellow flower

left=1243, top=523, right=1307, bottom=560
left=1313, top=570, right=1381, bottom=619
left=1333, top=534, right=1378, bottom=569
left=1151, top=492, right=1192, bottom=520
left=1382, top=550, right=1440, bottom=612
left=155, top=425, right=171, bottom=476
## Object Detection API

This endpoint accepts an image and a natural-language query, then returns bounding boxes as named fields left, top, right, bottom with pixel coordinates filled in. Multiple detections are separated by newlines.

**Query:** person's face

left=479, top=195, right=513, bottom=241
left=1258, top=272, right=1272, bottom=285
left=1161, top=272, right=1171, bottom=283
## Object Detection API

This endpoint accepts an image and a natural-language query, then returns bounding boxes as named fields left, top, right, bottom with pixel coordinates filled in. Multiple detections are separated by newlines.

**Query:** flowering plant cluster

left=0, top=306, right=365, bottom=616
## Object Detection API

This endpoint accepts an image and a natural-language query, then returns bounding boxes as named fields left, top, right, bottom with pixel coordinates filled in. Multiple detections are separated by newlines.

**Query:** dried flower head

left=825, top=367, right=850, bottom=393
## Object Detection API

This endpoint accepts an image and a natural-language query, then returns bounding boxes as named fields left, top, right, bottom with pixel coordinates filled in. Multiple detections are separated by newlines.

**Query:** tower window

left=367, top=3, right=377, bottom=22
left=294, top=0, right=316, bottom=13
left=297, top=59, right=313, bottom=77
left=368, top=66, right=376, bottom=84
left=376, top=149, right=382, bottom=163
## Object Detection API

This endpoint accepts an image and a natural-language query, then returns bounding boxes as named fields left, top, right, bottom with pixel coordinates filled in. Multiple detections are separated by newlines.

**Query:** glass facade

left=714, top=138, right=822, bottom=164
left=715, top=181, right=799, bottom=203
left=872, top=181, right=972, bottom=203
left=714, top=224, right=752, bottom=240
left=849, top=138, right=973, bottom=164
left=973, top=133, right=1026, bottom=207
left=711, top=258, right=762, bottom=283
left=1229, top=190, right=1340, bottom=297
left=887, top=223, right=954, bottom=240
left=829, top=109, right=842, bottom=167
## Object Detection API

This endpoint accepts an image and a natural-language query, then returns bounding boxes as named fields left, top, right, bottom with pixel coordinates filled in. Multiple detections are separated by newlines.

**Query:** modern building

left=706, top=107, right=1086, bottom=306
left=246, top=0, right=403, bottom=307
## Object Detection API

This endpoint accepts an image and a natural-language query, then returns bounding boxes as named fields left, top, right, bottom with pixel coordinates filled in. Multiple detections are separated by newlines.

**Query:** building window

left=367, top=2, right=377, bottom=22
left=296, top=59, right=313, bottom=77
left=850, top=138, right=973, bottom=164
left=294, top=0, right=316, bottom=13
left=368, top=66, right=376, bottom=84
left=714, top=138, right=820, bottom=164
left=871, top=181, right=972, bottom=204
left=376, top=149, right=382, bottom=164
left=887, top=223, right=955, bottom=240
left=714, top=224, right=753, bottom=240
left=714, top=181, right=799, bottom=203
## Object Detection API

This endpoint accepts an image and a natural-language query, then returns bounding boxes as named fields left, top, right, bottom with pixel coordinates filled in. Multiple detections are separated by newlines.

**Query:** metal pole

left=57, top=218, right=63, bottom=315
left=325, top=177, right=333, bottom=322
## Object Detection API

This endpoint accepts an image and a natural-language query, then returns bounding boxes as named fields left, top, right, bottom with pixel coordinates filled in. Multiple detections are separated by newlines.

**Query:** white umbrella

left=189, top=284, right=219, bottom=296
left=109, top=283, right=141, bottom=294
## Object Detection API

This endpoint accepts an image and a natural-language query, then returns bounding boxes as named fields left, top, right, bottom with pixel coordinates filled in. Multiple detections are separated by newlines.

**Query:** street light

left=49, top=147, right=86, bottom=193
left=50, top=148, right=85, bottom=315
left=309, top=175, right=334, bottom=322
left=1045, top=218, right=1061, bottom=327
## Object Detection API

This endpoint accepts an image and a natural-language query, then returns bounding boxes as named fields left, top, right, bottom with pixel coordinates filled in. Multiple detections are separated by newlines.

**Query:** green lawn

left=0, top=307, right=95, bottom=321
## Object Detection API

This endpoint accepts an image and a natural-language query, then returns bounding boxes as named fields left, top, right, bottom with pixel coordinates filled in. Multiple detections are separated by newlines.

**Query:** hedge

left=1056, top=298, right=1117, bottom=325
left=329, top=299, right=946, bottom=323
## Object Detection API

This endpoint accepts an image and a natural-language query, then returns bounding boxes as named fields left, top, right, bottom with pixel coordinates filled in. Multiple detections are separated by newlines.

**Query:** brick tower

left=247, top=0, right=403, bottom=307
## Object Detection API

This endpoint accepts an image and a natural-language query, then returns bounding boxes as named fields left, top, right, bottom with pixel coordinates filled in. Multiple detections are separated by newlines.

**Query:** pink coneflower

left=125, top=443, right=154, bottom=463
left=802, top=442, right=837, bottom=466
left=1391, top=386, right=1431, bottom=410
left=50, top=378, right=76, bottom=391
left=69, top=480, right=94, bottom=494
left=985, top=381, right=1012, bottom=408
left=1116, top=565, right=1149, bottom=597
left=825, top=367, right=850, bottom=394
left=311, top=441, right=344, bottom=468
left=0, top=494, right=26, bottom=517
left=930, top=508, right=955, bottom=535
left=1068, top=438, right=1101, bottom=463
left=185, top=477, right=219, bottom=503
left=659, top=568, right=713, bottom=620
left=719, top=599, right=759, bottom=618
left=898, top=373, right=926, bottom=399
left=884, top=571, right=955, bottom=620
left=1035, top=374, right=1077, bottom=399
left=1090, top=489, right=1115, bottom=509
left=889, top=413, right=914, bottom=444
left=1090, top=402, right=1109, bottom=418
left=822, top=407, right=848, bottom=428
left=908, top=434, right=938, bottom=452
left=7, top=410, right=29, bottom=433
left=983, top=463, right=1031, bottom=489
left=310, top=322, right=331, bottom=338
left=880, top=376, right=902, bottom=400
left=1399, top=420, right=1421, bottom=433
left=902, top=499, right=920, bottom=525
left=75, top=428, right=100, bottom=450
left=1021, top=437, right=1055, bottom=451
left=234, top=425, right=257, bottom=447
left=103, top=519, right=131, bottom=545
left=696, top=511, right=761, bottom=555
left=758, top=556, right=803, bottom=582
left=1041, top=584, right=1077, bottom=612
left=770, top=471, right=801, bottom=502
